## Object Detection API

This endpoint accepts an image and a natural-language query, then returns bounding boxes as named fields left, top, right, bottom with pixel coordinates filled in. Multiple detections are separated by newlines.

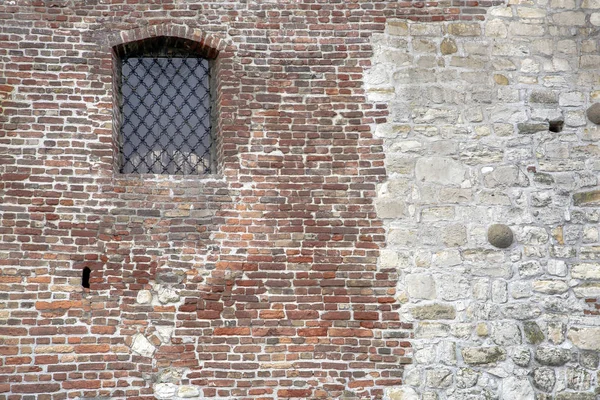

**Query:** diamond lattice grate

left=120, top=56, right=212, bottom=175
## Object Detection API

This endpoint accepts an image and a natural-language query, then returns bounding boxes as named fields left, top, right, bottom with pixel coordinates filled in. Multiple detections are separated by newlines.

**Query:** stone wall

left=368, top=1, right=600, bottom=399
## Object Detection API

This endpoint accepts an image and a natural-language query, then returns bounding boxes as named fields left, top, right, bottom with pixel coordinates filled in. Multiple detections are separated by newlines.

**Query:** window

left=114, top=37, right=215, bottom=175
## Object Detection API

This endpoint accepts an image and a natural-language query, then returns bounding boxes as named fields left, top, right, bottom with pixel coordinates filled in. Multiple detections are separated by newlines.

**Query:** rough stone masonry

left=0, top=0, right=599, bottom=399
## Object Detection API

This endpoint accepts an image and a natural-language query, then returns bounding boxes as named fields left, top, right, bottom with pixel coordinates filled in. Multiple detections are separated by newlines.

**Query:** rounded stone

left=586, top=103, right=600, bottom=124
left=487, top=224, right=514, bottom=248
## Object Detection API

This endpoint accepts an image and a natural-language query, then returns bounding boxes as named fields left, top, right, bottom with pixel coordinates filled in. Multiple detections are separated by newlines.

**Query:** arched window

left=113, top=36, right=216, bottom=175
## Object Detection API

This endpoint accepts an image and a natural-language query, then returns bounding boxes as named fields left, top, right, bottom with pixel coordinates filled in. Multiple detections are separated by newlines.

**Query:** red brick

left=354, top=311, right=379, bottom=320
left=259, top=310, right=285, bottom=319
left=6, top=356, right=32, bottom=365
left=91, top=326, right=116, bottom=334
left=0, top=346, right=19, bottom=355
left=322, top=311, right=351, bottom=320
left=0, top=327, right=27, bottom=336
left=329, top=328, right=373, bottom=338
left=35, top=300, right=82, bottom=310
left=12, top=383, right=61, bottom=393
left=35, top=355, right=59, bottom=364
left=298, top=327, right=328, bottom=337
left=196, top=310, right=222, bottom=319
left=287, top=310, right=319, bottom=319
left=74, top=344, right=110, bottom=353
left=278, top=389, right=313, bottom=398
left=62, top=380, right=101, bottom=389
left=213, top=327, right=251, bottom=336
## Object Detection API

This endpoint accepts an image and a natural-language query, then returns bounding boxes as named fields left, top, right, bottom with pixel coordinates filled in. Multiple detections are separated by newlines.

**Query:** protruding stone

left=518, top=122, right=549, bottom=134
left=585, top=103, right=600, bottom=124
left=488, top=224, right=514, bottom=248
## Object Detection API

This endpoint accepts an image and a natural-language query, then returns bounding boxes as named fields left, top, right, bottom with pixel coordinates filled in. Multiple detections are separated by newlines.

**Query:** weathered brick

left=74, top=344, right=110, bottom=353
left=12, top=384, right=61, bottom=393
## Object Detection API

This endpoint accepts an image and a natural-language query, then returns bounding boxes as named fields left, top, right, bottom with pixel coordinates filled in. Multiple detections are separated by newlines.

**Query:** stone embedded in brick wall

left=136, top=289, right=153, bottom=304
left=130, top=333, right=156, bottom=358
left=178, top=385, right=200, bottom=398
left=155, top=285, right=180, bottom=304
left=154, top=383, right=178, bottom=400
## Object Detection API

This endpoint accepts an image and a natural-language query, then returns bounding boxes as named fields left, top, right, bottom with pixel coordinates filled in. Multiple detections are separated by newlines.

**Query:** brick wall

left=0, top=1, right=502, bottom=399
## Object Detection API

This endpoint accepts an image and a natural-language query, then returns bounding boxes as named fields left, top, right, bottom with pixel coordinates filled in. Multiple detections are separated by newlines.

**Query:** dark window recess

left=82, top=267, right=91, bottom=289
left=549, top=120, right=564, bottom=133
left=120, top=56, right=212, bottom=174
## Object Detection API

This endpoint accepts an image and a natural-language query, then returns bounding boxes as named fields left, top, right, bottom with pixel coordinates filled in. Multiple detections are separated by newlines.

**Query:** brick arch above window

left=106, top=24, right=226, bottom=56
left=108, top=26, right=230, bottom=176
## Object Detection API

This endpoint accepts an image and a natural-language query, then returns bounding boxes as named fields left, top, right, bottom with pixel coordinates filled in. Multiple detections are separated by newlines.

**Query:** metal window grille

left=119, top=56, right=212, bottom=175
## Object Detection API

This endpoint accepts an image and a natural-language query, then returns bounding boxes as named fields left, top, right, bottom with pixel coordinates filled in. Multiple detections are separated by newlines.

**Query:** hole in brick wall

left=549, top=120, right=564, bottom=133
left=82, top=267, right=91, bottom=289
